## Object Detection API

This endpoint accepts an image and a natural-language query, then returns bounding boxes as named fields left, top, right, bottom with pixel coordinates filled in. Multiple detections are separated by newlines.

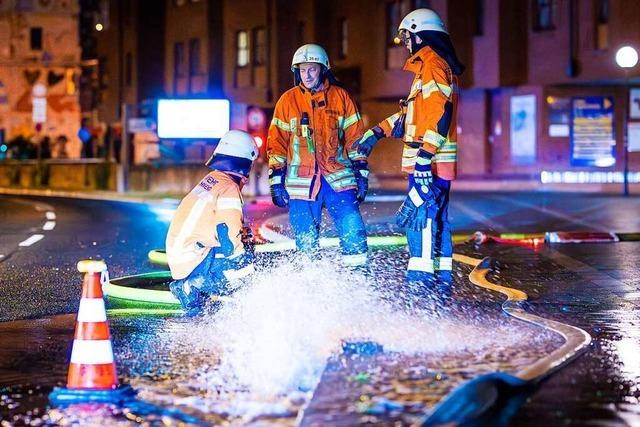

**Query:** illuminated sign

left=570, top=96, right=615, bottom=167
left=157, top=99, right=230, bottom=139
left=510, top=95, right=536, bottom=165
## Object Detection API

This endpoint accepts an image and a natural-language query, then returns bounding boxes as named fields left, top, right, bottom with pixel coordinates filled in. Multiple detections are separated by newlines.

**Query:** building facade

left=0, top=0, right=82, bottom=158
left=94, top=0, right=640, bottom=182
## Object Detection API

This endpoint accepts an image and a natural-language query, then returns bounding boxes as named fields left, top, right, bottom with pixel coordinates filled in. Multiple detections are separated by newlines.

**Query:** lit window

left=595, top=0, right=609, bottom=50
left=338, top=18, right=348, bottom=59
left=236, top=30, right=249, bottom=67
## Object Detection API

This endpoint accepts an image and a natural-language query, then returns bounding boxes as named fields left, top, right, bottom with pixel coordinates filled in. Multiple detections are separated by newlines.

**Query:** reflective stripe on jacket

left=166, top=171, right=249, bottom=280
left=377, top=46, right=458, bottom=180
left=267, top=80, right=366, bottom=200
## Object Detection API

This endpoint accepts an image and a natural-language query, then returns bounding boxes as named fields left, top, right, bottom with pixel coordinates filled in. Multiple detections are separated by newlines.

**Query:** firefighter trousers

left=405, top=177, right=453, bottom=285
left=289, top=176, right=368, bottom=265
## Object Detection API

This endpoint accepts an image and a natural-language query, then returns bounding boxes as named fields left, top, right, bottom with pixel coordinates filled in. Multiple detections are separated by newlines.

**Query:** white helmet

left=206, top=130, right=258, bottom=167
left=398, top=8, right=448, bottom=34
left=291, top=44, right=330, bottom=71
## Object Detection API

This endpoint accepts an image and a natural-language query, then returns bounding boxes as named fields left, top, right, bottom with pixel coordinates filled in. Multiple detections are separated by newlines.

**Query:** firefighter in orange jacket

left=356, top=9, right=464, bottom=284
left=166, top=130, right=258, bottom=315
left=267, top=44, right=368, bottom=266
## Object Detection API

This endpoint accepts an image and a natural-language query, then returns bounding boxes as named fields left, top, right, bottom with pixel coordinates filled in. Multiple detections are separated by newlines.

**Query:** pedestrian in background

left=267, top=44, right=369, bottom=267
left=357, top=8, right=464, bottom=288
left=78, top=118, right=93, bottom=158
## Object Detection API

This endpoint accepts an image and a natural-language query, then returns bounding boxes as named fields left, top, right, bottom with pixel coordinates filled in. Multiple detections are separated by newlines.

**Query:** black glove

left=269, top=168, right=290, bottom=208
left=352, top=160, right=369, bottom=203
left=356, top=126, right=385, bottom=156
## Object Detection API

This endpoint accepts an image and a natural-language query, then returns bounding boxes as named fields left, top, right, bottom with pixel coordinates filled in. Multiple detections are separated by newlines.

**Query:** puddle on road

left=2, top=249, right=565, bottom=426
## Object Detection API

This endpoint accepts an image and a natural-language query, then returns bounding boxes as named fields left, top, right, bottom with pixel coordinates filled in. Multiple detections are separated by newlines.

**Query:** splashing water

left=168, top=251, right=535, bottom=398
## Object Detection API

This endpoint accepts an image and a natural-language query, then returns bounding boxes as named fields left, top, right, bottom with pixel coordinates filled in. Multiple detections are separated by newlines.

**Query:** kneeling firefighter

left=355, top=8, right=465, bottom=284
left=166, top=130, right=258, bottom=315
left=267, top=43, right=369, bottom=266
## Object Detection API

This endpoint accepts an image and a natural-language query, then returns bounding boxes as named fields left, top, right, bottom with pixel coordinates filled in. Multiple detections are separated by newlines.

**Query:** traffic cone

left=49, top=260, right=136, bottom=406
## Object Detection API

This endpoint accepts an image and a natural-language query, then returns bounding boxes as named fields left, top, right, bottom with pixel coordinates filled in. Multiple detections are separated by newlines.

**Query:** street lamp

left=615, top=46, right=638, bottom=196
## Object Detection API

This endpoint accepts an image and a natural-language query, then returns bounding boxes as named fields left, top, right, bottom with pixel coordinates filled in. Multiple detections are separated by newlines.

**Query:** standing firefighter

left=357, top=9, right=464, bottom=284
left=166, top=130, right=258, bottom=315
left=267, top=44, right=369, bottom=266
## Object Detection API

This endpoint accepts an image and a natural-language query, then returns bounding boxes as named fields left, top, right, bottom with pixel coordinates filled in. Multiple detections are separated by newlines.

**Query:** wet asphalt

left=0, top=192, right=639, bottom=425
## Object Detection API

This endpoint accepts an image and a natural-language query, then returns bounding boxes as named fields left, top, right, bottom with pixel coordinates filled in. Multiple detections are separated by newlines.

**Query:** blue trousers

left=289, top=176, right=368, bottom=264
left=170, top=224, right=254, bottom=314
left=406, top=177, right=452, bottom=284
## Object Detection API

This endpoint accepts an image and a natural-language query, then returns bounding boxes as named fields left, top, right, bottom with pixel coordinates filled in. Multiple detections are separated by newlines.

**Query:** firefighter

left=267, top=44, right=369, bottom=266
left=166, top=130, right=258, bottom=315
left=356, top=8, right=465, bottom=284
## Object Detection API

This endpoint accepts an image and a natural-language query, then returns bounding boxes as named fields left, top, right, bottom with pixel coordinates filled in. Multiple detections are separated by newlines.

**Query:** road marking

left=42, top=221, right=56, bottom=230
left=18, top=234, right=45, bottom=247
left=46, top=211, right=56, bottom=220
left=454, top=200, right=509, bottom=232
left=488, top=194, right=610, bottom=232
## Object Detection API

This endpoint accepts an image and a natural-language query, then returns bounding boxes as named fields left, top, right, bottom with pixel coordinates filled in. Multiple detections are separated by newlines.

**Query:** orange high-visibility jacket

left=267, top=80, right=366, bottom=200
left=166, top=171, right=248, bottom=280
left=377, top=47, right=458, bottom=180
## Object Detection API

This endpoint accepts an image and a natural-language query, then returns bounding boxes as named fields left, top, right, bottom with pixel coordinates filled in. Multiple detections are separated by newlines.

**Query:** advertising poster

left=630, top=88, right=640, bottom=119
left=571, top=97, right=615, bottom=167
left=510, top=95, right=537, bottom=165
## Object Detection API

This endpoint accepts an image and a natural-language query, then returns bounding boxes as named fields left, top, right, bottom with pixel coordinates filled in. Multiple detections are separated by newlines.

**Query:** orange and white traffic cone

left=49, top=260, right=136, bottom=406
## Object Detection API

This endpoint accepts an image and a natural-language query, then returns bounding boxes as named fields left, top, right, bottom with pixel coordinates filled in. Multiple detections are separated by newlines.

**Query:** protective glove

left=409, top=149, right=436, bottom=207
left=395, top=150, right=436, bottom=230
left=356, top=126, right=385, bottom=156
left=352, top=160, right=369, bottom=203
left=269, top=168, right=290, bottom=208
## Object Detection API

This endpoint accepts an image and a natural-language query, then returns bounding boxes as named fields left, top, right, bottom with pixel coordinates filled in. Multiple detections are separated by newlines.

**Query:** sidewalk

left=1, top=177, right=639, bottom=204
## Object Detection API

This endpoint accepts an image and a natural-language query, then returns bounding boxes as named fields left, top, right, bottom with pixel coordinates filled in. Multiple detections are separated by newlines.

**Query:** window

left=236, top=30, right=249, bottom=67
left=173, top=42, right=185, bottom=94
left=474, top=0, right=484, bottom=36
left=189, top=38, right=201, bottom=76
left=595, top=0, right=609, bottom=50
left=30, top=27, right=43, bottom=50
left=414, top=0, right=430, bottom=7
left=253, top=27, right=266, bottom=66
left=338, top=18, right=348, bottom=59
left=125, top=52, right=132, bottom=86
left=174, top=42, right=185, bottom=77
left=533, top=0, right=555, bottom=31
left=297, top=21, right=306, bottom=46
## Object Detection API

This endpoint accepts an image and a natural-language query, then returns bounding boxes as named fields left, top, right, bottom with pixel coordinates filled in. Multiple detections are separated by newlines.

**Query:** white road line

left=42, top=221, right=56, bottom=230
left=489, top=194, right=610, bottom=232
left=46, top=211, right=56, bottom=220
left=19, top=234, right=45, bottom=247
left=454, top=200, right=509, bottom=232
